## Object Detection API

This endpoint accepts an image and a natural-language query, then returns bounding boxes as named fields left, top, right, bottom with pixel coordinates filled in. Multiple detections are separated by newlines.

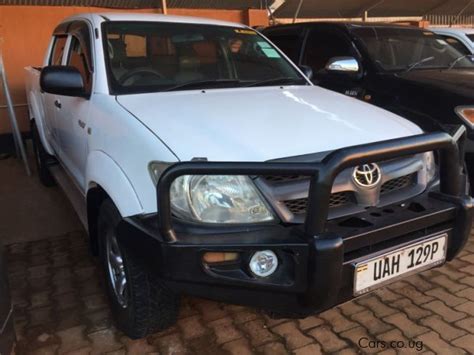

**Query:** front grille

left=285, top=191, right=353, bottom=215
left=264, top=175, right=305, bottom=183
left=283, top=173, right=417, bottom=216
left=381, top=173, right=416, bottom=194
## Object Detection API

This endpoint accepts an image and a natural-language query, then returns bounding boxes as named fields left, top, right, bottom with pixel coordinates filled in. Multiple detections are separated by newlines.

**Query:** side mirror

left=40, top=66, right=86, bottom=97
left=325, top=57, right=360, bottom=73
left=298, top=65, right=313, bottom=80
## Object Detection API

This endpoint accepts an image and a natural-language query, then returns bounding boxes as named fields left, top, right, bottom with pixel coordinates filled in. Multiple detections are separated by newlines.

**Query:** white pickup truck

left=25, top=13, right=472, bottom=339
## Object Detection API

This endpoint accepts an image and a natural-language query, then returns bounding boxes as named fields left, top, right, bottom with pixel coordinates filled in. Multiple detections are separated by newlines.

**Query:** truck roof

left=61, top=12, right=247, bottom=29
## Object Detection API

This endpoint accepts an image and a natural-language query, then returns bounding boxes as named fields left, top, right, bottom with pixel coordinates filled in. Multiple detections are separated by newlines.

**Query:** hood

left=117, top=86, right=422, bottom=161
left=394, top=69, right=474, bottom=98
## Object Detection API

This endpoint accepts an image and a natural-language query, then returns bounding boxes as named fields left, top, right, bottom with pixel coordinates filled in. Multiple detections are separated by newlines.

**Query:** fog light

left=249, top=250, right=278, bottom=277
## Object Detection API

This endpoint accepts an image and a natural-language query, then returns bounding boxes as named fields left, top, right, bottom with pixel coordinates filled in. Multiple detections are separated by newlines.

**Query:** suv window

left=352, top=27, right=474, bottom=71
left=67, top=36, right=92, bottom=91
left=441, top=35, right=471, bottom=55
left=49, top=36, right=68, bottom=65
left=303, top=29, right=354, bottom=73
left=265, top=28, right=303, bottom=63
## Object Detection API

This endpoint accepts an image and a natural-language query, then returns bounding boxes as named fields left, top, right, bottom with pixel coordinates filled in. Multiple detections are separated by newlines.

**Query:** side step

left=49, top=165, right=88, bottom=231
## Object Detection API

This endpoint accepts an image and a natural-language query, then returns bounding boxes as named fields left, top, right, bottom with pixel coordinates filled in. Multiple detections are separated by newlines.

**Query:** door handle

left=54, top=100, right=62, bottom=109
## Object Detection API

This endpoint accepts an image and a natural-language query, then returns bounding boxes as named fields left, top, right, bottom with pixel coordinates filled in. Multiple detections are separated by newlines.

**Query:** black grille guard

left=157, top=132, right=464, bottom=243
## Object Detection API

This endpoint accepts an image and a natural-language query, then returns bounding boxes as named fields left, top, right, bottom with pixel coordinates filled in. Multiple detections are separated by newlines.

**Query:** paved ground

left=0, top=154, right=81, bottom=245
left=2, top=155, right=474, bottom=354
left=6, top=230, right=474, bottom=354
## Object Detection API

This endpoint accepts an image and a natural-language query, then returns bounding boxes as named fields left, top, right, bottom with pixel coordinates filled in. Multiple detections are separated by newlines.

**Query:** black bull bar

left=157, top=132, right=464, bottom=242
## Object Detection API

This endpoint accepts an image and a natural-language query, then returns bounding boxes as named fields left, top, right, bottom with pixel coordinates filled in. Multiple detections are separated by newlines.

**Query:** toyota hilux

left=25, top=13, right=472, bottom=339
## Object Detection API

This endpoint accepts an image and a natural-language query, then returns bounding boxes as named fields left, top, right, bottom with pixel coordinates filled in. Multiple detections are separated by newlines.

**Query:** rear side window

left=265, top=29, right=303, bottom=63
left=303, top=29, right=354, bottom=72
left=124, top=34, right=147, bottom=57
left=442, top=35, right=471, bottom=55
left=49, top=36, right=68, bottom=65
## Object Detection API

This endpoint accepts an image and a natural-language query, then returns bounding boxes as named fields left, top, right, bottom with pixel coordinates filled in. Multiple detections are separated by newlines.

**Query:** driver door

left=42, top=35, right=68, bottom=153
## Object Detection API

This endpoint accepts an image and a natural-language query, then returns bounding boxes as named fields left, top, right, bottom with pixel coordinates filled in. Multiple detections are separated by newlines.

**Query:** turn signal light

left=455, top=106, right=474, bottom=128
left=203, top=252, right=239, bottom=263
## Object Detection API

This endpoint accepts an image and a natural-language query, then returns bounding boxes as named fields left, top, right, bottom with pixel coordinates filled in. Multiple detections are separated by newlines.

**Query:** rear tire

left=98, top=199, right=179, bottom=339
left=31, top=120, right=56, bottom=187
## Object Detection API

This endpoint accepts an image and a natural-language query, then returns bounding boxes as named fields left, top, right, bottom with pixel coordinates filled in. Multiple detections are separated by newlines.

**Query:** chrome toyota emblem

left=352, top=163, right=381, bottom=188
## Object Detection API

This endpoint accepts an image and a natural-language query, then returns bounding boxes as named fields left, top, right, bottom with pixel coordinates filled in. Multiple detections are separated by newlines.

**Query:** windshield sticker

left=257, top=41, right=272, bottom=49
left=234, top=29, right=257, bottom=35
left=436, top=39, right=448, bottom=45
left=261, top=48, right=280, bottom=58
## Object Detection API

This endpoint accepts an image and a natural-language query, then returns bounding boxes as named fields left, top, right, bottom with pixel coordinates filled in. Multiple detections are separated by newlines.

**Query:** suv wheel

left=98, top=199, right=179, bottom=339
left=31, top=120, right=56, bottom=187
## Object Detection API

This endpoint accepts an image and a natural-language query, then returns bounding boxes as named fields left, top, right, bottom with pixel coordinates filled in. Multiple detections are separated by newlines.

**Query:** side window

left=49, top=36, right=68, bottom=65
left=302, top=29, right=354, bottom=73
left=124, top=34, right=147, bottom=57
left=67, top=36, right=92, bottom=92
left=266, top=30, right=303, bottom=63
left=442, top=35, right=471, bottom=55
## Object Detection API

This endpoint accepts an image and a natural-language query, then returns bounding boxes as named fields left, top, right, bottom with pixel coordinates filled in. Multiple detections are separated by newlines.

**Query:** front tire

left=98, top=199, right=179, bottom=339
left=31, top=120, right=56, bottom=187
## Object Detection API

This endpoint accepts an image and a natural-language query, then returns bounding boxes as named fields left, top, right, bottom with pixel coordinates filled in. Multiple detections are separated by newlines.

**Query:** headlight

left=149, top=163, right=275, bottom=224
left=455, top=106, right=474, bottom=128
left=423, top=152, right=436, bottom=183
left=170, top=175, right=275, bottom=224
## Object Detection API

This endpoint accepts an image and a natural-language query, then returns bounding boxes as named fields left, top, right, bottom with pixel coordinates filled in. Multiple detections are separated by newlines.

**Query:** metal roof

left=0, top=0, right=267, bottom=9
left=273, top=0, right=474, bottom=18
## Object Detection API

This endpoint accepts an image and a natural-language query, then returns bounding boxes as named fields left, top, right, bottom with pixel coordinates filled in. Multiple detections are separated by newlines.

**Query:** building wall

left=0, top=6, right=268, bottom=135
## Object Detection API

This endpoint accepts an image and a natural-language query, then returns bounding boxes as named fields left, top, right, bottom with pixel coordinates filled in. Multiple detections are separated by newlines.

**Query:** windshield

left=102, top=22, right=306, bottom=94
left=468, top=34, right=474, bottom=42
left=351, top=27, right=474, bottom=72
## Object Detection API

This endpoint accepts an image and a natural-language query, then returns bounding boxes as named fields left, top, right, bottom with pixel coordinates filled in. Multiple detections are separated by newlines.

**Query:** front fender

left=86, top=150, right=143, bottom=217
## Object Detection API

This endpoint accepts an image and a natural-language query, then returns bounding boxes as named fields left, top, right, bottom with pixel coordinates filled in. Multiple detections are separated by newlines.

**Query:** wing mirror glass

left=325, top=57, right=360, bottom=73
left=40, top=66, right=86, bottom=97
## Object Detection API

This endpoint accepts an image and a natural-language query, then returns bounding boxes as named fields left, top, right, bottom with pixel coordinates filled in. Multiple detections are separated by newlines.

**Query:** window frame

left=64, top=20, right=95, bottom=97
left=440, top=35, right=471, bottom=56
left=48, top=35, right=69, bottom=66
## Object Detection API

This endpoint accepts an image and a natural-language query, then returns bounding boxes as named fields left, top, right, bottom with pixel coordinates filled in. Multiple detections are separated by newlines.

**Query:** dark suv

left=262, top=22, right=474, bottom=179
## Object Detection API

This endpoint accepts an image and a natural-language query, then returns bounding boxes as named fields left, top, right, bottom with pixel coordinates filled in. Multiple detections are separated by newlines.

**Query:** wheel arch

left=86, top=151, right=143, bottom=254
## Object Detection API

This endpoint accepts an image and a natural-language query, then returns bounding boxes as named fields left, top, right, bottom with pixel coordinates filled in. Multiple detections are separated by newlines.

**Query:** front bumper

left=117, top=132, right=473, bottom=315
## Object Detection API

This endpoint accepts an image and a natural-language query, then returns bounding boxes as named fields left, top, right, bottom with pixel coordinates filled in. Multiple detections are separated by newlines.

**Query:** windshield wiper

left=405, top=56, right=435, bottom=72
left=162, top=79, right=242, bottom=92
left=244, top=77, right=307, bottom=87
left=448, top=54, right=472, bottom=70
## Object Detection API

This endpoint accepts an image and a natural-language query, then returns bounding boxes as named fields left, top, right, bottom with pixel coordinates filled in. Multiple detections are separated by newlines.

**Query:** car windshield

left=351, top=27, right=474, bottom=72
left=102, top=21, right=306, bottom=94
left=467, top=33, right=474, bottom=42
